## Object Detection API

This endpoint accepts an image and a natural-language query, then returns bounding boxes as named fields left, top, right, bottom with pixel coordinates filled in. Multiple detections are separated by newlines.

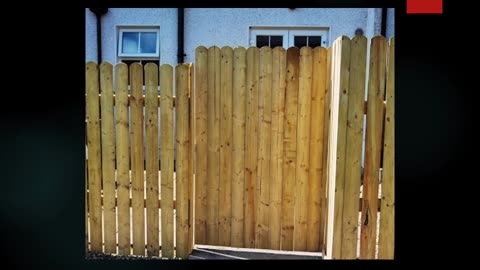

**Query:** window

left=118, top=28, right=160, bottom=57
left=250, top=27, right=329, bottom=48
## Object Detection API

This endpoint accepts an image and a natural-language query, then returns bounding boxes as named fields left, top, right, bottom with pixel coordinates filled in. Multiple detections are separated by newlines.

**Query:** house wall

left=86, top=8, right=395, bottom=66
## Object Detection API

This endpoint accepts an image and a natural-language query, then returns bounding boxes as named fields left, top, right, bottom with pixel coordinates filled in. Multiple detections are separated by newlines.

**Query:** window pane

left=256, top=35, right=269, bottom=48
left=294, top=36, right=307, bottom=48
left=270, top=36, right=283, bottom=48
left=140, top=32, right=158, bottom=54
left=308, top=36, right=322, bottom=47
left=122, top=32, right=139, bottom=53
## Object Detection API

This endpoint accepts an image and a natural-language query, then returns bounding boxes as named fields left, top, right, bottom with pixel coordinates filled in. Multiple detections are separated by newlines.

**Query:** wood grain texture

left=378, top=36, right=395, bottom=259
left=100, top=62, right=116, bottom=254
left=176, top=64, right=190, bottom=259
left=194, top=46, right=208, bottom=245
left=145, top=63, right=159, bottom=257
left=219, top=46, right=233, bottom=247
left=269, top=47, right=286, bottom=250
left=115, top=63, right=131, bottom=255
left=360, top=36, right=387, bottom=259
left=130, top=62, right=146, bottom=256
left=231, top=47, right=246, bottom=247
left=206, top=46, right=221, bottom=245
left=256, top=46, right=272, bottom=249
left=341, top=36, right=367, bottom=259
left=86, top=62, right=102, bottom=252
left=294, top=47, right=313, bottom=251
left=281, top=47, right=299, bottom=251
left=244, top=47, right=259, bottom=248
left=160, top=64, right=174, bottom=258
left=306, top=47, right=327, bottom=252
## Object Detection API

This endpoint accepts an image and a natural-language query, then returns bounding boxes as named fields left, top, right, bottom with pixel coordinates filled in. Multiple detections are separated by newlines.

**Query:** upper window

left=118, top=28, right=160, bottom=58
left=250, top=27, right=329, bottom=48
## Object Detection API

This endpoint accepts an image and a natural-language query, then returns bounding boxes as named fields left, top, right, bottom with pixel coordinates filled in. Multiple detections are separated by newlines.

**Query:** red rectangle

left=407, top=0, right=443, bottom=14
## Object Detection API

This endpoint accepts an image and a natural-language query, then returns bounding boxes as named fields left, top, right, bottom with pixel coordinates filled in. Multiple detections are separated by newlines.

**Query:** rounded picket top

left=272, top=46, right=286, bottom=53
left=389, top=36, right=395, bottom=45
left=299, top=46, right=313, bottom=57
left=312, top=46, right=327, bottom=54
left=160, top=63, right=173, bottom=73
left=234, top=46, right=246, bottom=51
left=221, top=46, right=233, bottom=52
left=86, top=61, right=98, bottom=71
left=130, top=62, right=143, bottom=71
left=371, top=35, right=387, bottom=50
left=208, top=45, right=221, bottom=52
left=115, top=62, right=128, bottom=70
left=246, top=46, right=259, bottom=53
left=351, top=34, right=368, bottom=46
left=144, top=61, right=159, bottom=70
left=175, top=62, right=189, bottom=72
left=259, top=46, right=272, bottom=52
left=196, top=46, right=208, bottom=54
left=100, top=61, right=113, bottom=70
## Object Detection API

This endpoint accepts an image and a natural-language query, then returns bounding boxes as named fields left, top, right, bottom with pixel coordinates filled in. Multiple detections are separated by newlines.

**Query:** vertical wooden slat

left=231, top=46, right=246, bottom=247
left=219, top=46, right=233, bottom=246
left=325, top=37, right=351, bottom=259
left=360, top=36, right=387, bottom=259
left=378, top=36, right=395, bottom=259
left=320, top=46, right=332, bottom=253
left=115, top=63, right=131, bottom=255
left=86, top=62, right=102, bottom=252
left=194, top=46, right=208, bottom=245
left=256, top=46, right=272, bottom=249
left=85, top=140, right=88, bottom=253
left=244, top=47, right=259, bottom=248
left=294, top=47, right=313, bottom=251
left=188, top=63, right=195, bottom=254
left=269, top=47, right=286, bottom=250
left=130, top=63, right=145, bottom=256
left=100, top=62, right=116, bottom=254
left=281, top=47, right=299, bottom=251
left=176, top=64, right=190, bottom=259
left=206, top=46, right=221, bottom=245
left=332, top=37, right=351, bottom=259
left=145, top=63, right=159, bottom=257
left=306, top=47, right=327, bottom=252
left=160, top=64, right=174, bottom=258
left=341, top=35, right=367, bottom=259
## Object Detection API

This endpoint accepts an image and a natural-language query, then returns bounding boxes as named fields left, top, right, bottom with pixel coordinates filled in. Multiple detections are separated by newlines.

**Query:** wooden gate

left=193, top=45, right=329, bottom=252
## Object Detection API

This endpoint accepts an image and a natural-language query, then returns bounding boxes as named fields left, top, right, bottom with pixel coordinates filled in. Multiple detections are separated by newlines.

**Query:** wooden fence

left=324, top=35, right=394, bottom=259
left=193, top=45, right=329, bottom=252
left=85, top=62, right=194, bottom=259
left=85, top=35, right=394, bottom=260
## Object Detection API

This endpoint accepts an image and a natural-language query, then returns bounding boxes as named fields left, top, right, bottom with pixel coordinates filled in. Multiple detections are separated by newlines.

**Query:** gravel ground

left=85, top=251, right=172, bottom=260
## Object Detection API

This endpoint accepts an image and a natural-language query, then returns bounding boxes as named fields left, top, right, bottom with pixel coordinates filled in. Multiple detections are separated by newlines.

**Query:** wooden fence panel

left=378, top=36, right=395, bottom=259
left=231, top=46, right=246, bottom=247
left=130, top=63, right=146, bottom=256
left=219, top=46, right=233, bottom=247
left=320, top=46, right=332, bottom=253
left=281, top=47, right=299, bottom=251
left=145, top=63, right=159, bottom=257
left=306, top=47, right=327, bottom=252
left=269, top=47, right=286, bottom=250
left=160, top=64, right=174, bottom=258
left=294, top=47, right=313, bottom=251
left=206, top=46, right=221, bottom=245
left=115, top=63, right=130, bottom=255
left=360, top=36, right=387, bottom=259
left=100, top=62, right=116, bottom=254
left=244, top=47, right=259, bottom=248
left=194, top=46, right=208, bottom=244
left=341, top=36, right=367, bottom=259
left=176, top=64, right=190, bottom=259
left=86, top=62, right=102, bottom=252
left=256, top=46, right=272, bottom=249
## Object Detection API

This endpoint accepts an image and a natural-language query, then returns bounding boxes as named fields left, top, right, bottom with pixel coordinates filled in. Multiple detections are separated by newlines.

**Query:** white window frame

left=117, top=28, right=160, bottom=58
left=288, top=29, right=329, bottom=47
left=249, top=27, right=330, bottom=48
left=250, top=28, right=289, bottom=48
